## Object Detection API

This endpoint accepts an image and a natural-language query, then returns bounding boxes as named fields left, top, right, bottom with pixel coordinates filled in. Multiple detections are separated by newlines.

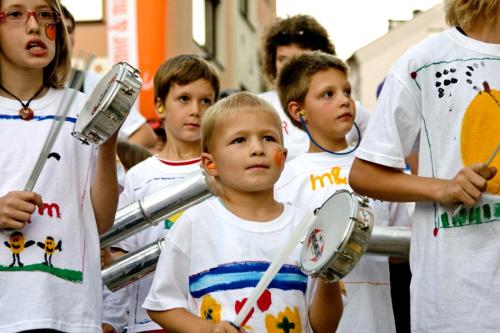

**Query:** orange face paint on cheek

left=45, top=25, right=56, bottom=41
left=273, top=148, right=284, bottom=167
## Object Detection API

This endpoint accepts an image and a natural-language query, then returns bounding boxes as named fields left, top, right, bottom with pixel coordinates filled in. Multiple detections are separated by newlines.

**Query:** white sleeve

left=355, top=73, right=421, bottom=169
left=102, top=286, right=129, bottom=333
left=143, top=236, right=190, bottom=311
left=143, top=215, right=192, bottom=311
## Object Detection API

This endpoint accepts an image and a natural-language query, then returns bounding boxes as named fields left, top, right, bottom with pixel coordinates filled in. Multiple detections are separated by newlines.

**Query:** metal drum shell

left=300, top=191, right=374, bottom=283
left=72, top=62, right=142, bottom=145
left=102, top=237, right=163, bottom=292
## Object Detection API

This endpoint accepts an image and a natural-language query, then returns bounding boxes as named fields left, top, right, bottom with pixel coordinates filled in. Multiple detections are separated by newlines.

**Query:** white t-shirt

left=258, top=90, right=371, bottom=161
left=356, top=27, right=500, bottom=332
left=104, top=156, right=202, bottom=333
left=276, top=150, right=402, bottom=333
left=144, top=198, right=319, bottom=332
left=0, top=88, right=102, bottom=332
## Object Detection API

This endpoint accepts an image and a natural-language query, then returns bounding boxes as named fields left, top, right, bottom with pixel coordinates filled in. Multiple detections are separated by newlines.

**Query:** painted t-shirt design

left=411, top=57, right=500, bottom=231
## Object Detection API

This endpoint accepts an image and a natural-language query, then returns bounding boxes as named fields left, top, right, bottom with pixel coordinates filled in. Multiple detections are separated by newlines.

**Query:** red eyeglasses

left=0, top=9, right=61, bottom=25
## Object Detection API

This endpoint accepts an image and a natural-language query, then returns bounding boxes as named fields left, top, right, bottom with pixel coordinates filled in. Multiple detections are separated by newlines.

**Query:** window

left=192, top=0, right=219, bottom=59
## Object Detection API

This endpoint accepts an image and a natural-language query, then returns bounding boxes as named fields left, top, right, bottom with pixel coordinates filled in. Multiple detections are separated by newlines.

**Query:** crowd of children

left=0, top=0, right=498, bottom=332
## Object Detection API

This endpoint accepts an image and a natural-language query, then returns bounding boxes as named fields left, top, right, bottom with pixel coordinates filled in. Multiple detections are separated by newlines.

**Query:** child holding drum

left=275, top=51, right=410, bottom=332
left=0, top=0, right=119, bottom=331
left=349, top=0, right=499, bottom=331
left=144, top=92, right=343, bottom=333
left=102, top=54, right=220, bottom=333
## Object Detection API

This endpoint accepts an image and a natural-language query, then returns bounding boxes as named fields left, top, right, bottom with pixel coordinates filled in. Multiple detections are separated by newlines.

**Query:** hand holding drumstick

left=449, top=143, right=499, bottom=216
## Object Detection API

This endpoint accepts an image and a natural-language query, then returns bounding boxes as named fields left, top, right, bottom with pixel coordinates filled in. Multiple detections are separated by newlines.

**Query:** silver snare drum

left=72, top=62, right=142, bottom=145
left=300, top=190, right=373, bottom=283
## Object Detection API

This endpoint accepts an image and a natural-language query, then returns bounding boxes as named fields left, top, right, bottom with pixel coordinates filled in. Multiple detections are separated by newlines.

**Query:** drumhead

left=300, top=190, right=355, bottom=274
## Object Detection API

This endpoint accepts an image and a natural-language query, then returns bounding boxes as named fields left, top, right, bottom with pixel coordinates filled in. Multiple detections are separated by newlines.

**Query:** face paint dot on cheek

left=273, top=148, right=284, bottom=167
left=45, top=25, right=56, bottom=41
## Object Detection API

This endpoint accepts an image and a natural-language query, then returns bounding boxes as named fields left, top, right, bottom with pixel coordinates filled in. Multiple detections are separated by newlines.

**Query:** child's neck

left=157, top=140, right=201, bottom=161
left=465, top=13, right=500, bottom=44
left=0, top=64, right=45, bottom=100
left=308, top=137, right=348, bottom=153
left=220, top=188, right=284, bottom=222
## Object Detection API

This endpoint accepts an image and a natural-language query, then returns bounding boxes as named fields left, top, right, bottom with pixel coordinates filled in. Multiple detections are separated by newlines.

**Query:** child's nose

left=250, top=139, right=265, bottom=156
left=190, top=103, right=201, bottom=117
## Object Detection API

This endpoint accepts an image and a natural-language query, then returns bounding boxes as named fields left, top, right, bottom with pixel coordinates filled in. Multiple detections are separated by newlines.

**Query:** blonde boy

left=275, top=51, right=409, bottom=333
left=144, top=92, right=343, bottom=333
left=103, top=54, right=219, bottom=333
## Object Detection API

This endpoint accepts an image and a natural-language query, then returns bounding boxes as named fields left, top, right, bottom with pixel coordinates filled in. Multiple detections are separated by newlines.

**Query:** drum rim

left=300, top=190, right=358, bottom=273
left=74, top=63, right=129, bottom=132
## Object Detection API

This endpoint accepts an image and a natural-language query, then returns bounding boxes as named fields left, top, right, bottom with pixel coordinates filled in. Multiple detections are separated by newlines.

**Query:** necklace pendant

left=19, top=107, right=34, bottom=121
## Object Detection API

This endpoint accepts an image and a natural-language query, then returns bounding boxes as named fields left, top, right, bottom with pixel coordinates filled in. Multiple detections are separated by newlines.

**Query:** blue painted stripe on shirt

left=0, top=114, right=77, bottom=123
left=189, top=262, right=307, bottom=298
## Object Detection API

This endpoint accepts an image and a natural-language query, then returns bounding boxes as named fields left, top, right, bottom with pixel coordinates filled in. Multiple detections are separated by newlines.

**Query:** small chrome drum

left=72, top=62, right=142, bottom=145
left=300, top=190, right=373, bottom=283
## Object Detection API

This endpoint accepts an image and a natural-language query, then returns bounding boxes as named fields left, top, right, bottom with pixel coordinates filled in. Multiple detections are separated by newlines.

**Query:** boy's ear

left=201, top=152, right=218, bottom=176
left=155, top=98, right=166, bottom=119
left=287, top=101, right=306, bottom=123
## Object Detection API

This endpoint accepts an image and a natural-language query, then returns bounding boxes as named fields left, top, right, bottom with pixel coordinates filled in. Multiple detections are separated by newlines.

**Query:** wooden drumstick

left=451, top=142, right=500, bottom=217
left=232, top=210, right=316, bottom=328
left=24, top=53, right=95, bottom=192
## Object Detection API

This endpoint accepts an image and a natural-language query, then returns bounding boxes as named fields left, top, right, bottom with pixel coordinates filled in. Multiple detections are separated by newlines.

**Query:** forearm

left=91, top=139, right=119, bottom=234
left=309, top=280, right=343, bottom=333
left=148, top=308, right=213, bottom=333
left=349, top=158, right=445, bottom=203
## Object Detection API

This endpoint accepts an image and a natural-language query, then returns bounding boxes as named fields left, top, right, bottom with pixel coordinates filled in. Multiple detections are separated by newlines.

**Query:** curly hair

left=260, top=15, right=335, bottom=83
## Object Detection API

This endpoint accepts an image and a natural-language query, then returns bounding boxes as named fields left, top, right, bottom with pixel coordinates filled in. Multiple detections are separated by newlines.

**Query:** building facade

left=347, top=4, right=447, bottom=111
left=68, top=0, right=276, bottom=118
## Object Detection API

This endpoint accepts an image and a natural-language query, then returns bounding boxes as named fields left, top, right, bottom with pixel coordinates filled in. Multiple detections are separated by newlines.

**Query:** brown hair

left=116, top=140, right=152, bottom=171
left=260, top=14, right=335, bottom=83
left=445, top=0, right=499, bottom=30
left=277, top=51, right=349, bottom=129
left=201, top=92, right=283, bottom=153
left=154, top=54, right=220, bottom=104
left=44, top=0, right=72, bottom=87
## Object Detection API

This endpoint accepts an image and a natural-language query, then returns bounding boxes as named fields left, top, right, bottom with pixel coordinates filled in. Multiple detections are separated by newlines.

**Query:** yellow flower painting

left=265, top=306, right=302, bottom=333
left=200, top=294, right=221, bottom=323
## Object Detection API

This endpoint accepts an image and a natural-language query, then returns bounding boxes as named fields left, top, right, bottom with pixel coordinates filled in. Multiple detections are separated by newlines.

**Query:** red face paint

left=45, top=24, right=56, bottom=41
left=273, top=148, right=283, bottom=167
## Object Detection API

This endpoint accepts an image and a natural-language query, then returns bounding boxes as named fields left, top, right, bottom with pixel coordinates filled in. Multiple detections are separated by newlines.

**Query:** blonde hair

left=445, top=0, right=499, bottom=30
left=0, top=0, right=71, bottom=87
left=201, top=92, right=283, bottom=153
left=277, top=51, right=350, bottom=129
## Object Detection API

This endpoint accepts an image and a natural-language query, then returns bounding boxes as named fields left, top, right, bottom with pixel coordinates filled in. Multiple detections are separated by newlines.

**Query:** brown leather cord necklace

left=0, top=84, right=45, bottom=121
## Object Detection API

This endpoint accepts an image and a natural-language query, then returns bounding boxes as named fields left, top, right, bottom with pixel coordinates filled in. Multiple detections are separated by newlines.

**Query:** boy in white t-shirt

left=102, top=54, right=220, bottom=333
left=349, top=1, right=499, bottom=332
left=275, top=51, right=408, bottom=332
left=144, top=92, right=343, bottom=332
left=258, top=14, right=371, bottom=160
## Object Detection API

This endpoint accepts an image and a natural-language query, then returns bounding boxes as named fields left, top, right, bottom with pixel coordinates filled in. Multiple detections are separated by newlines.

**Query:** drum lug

left=341, top=250, right=353, bottom=261
left=353, top=217, right=370, bottom=231
left=116, top=80, right=136, bottom=96
left=358, top=196, right=370, bottom=207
